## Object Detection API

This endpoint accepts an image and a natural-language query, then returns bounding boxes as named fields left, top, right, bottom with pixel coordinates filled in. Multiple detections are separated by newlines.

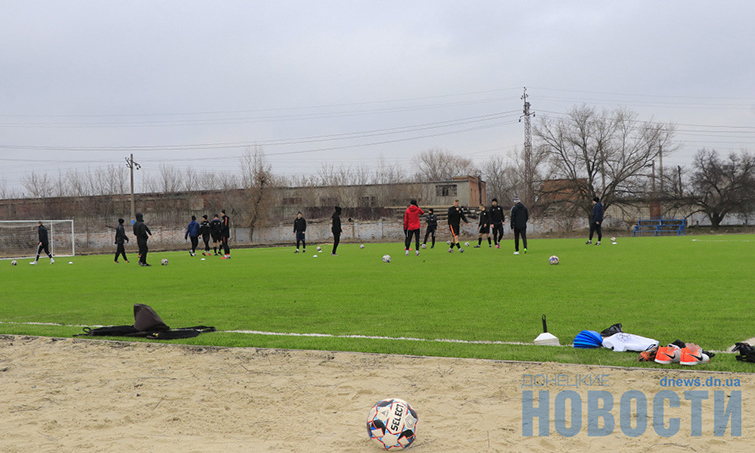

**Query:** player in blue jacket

left=185, top=215, right=201, bottom=256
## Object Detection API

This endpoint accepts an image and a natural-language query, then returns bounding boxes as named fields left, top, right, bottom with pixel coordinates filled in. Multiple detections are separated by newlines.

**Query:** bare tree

left=21, top=171, right=54, bottom=198
left=688, top=149, right=755, bottom=228
left=534, top=105, right=675, bottom=217
left=411, top=148, right=477, bottom=182
left=144, top=164, right=183, bottom=193
left=240, top=146, right=276, bottom=235
left=481, top=154, right=518, bottom=205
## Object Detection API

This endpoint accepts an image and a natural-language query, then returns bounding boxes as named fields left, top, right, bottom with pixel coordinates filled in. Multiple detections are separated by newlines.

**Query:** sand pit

left=0, top=335, right=750, bottom=452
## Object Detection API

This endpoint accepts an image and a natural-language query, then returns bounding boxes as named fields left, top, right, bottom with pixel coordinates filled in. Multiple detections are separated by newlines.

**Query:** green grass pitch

left=2, top=235, right=754, bottom=372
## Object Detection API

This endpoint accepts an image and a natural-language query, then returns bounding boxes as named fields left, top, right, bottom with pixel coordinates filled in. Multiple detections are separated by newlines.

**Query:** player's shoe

left=125, top=260, right=129, bottom=263
left=495, top=244, right=500, bottom=249
left=654, top=344, right=681, bottom=364
left=523, top=248, right=527, bottom=254
left=294, top=249, right=299, bottom=253
left=596, top=241, right=601, bottom=245
left=30, top=261, right=37, bottom=265
left=221, top=255, right=231, bottom=259
left=331, top=253, right=338, bottom=257
left=405, top=250, right=409, bottom=257
left=448, top=248, right=453, bottom=253
left=513, top=251, right=520, bottom=255
left=680, top=343, right=710, bottom=365
left=585, top=240, right=592, bottom=245
left=473, top=244, right=481, bottom=248
left=302, top=248, right=305, bottom=253
left=459, top=248, right=465, bottom=253
left=415, top=250, right=420, bottom=256
left=489, top=244, right=492, bottom=248
left=638, top=345, right=658, bottom=362
left=114, top=260, right=119, bottom=264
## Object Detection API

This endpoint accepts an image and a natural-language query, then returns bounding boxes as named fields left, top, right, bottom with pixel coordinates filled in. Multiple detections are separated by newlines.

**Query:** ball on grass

left=549, top=255, right=559, bottom=265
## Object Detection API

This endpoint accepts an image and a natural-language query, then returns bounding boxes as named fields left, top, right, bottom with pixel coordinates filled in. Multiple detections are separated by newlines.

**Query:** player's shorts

left=449, top=223, right=460, bottom=237
left=478, top=225, right=490, bottom=234
left=211, top=233, right=222, bottom=242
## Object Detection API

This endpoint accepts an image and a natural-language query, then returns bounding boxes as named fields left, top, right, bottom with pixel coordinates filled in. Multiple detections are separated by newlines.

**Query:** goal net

left=0, top=220, right=75, bottom=260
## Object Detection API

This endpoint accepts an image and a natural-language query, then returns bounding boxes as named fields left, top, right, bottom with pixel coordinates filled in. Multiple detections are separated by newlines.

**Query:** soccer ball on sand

left=11, top=260, right=17, bottom=266
left=382, top=255, right=391, bottom=263
left=367, top=398, right=418, bottom=450
left=161, top=258, right=168, bottom=266
left=549, top=255, right=559, bottom=265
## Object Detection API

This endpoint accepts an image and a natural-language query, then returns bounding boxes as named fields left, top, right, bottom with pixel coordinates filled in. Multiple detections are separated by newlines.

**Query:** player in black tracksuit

left=114, top=218, right=129, bottom=263
left=587, top=197, right=604, bottom=245
left=331, top=206, right=342, bottom=256
left=132, top=213, right=152, bottom=266
left=489, top=198, right=505, bottom=248
left=447, top=199, right=469, bottom=251
left=220, top=209, right=231, bottom=259
left=210, top=214, right=222, bottom=255
left=199, top=215, right=211, bottom=256
left=475, top=205, right=492, bottom=247
left=422, top=209, right=438, bottom=248
left=293, top=212, right=307, bottom=253
left=32, top=221, right=54, bottom=264
left=510, top=197, right=529, bottom=254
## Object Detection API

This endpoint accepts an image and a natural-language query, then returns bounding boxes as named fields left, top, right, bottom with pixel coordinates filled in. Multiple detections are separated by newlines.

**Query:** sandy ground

left=0, top=335, right=751, bottom=452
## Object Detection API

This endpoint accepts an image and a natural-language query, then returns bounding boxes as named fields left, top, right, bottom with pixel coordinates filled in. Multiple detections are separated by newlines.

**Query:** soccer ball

left=611, top=237, right=617, bottom=243
left=11, top=260, right=17, bottom=266
left=382, top=255, right=391, bottom=263
left=161, top=258, right=168, bottom=266
left=316, top=246, right=322, bottom=252
left=549, top=255, right=559, bottom=265
left=360, top=244, right=365, bottom=249
left=366, top=398, right=418, bottom=450
left=446, top=240, right=451, bottom=245
left=420, top=244, right=427, bottom=249
left=464, top=242, right=470, bottom=247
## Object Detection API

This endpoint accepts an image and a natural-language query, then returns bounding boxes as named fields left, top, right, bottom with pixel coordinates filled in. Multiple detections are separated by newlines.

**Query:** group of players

left=112, top=210, right=231, bottom=266
left=290, top=197, right=532, bottom=257
left=403, top=197, right=530, bottom=255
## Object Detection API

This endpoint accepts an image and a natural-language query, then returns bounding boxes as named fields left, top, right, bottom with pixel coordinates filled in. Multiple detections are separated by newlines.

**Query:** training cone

left=534, top=314, right=560, bottom=346
left=573, top=330, right=603, bottom=348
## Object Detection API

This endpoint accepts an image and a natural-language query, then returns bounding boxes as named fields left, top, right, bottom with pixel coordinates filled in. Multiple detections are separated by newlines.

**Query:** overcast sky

left=1, top=1, right=754, bottom=195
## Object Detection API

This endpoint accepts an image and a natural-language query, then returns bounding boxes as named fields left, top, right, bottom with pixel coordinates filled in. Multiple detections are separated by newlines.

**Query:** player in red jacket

left=403, top=199, right=424, bottom=257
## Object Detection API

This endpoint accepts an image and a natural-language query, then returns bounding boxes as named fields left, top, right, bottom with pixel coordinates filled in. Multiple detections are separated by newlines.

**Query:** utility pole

left=519, top=87, right=535, bottom=207
left=658, top=132, right=664, bottom=195
left=125, top=154, right=141, bottom=223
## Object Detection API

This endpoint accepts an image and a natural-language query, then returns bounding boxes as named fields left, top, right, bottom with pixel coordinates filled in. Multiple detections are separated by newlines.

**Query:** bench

left=632, top=218, right=686, bottom=236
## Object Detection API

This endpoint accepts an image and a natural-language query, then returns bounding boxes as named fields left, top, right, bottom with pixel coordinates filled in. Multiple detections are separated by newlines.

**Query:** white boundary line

left=224, top=329, right=539, bottom=346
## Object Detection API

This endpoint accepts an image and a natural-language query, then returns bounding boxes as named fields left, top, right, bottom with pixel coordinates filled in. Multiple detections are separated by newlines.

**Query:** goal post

left=0, top=220, right=75, bottom=260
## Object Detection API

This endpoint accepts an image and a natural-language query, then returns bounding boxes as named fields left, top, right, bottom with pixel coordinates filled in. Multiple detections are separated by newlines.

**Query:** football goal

left=0, top=220, right=75, bottom=260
